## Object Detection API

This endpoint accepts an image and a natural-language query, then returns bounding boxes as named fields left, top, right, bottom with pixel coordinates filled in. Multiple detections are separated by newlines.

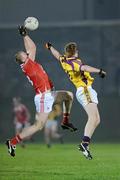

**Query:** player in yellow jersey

left=44, top=104, right=63, bottom=148
left=45, top=42, right=106, bottom=159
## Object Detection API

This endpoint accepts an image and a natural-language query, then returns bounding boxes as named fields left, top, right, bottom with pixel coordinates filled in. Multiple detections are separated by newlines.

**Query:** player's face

left=74, top=50, right=78, bottom=57
left=13, top=98, right=20, bottom=106
left=20, top=52, right=28, bottom=62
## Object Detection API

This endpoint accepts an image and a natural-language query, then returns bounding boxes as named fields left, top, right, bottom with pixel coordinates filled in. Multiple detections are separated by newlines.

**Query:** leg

left=6, top=112, right=49, bottom=157
left=54, top=91, right=73, bottom=112
left=15, top=122, right=26, bottom=148
left=79, top=103, right=100, bottom=160
left=6, top=92, right=55, bottom=156
left=62, top=91, right=73, bottom=115
left=84, top=103, right=100, bottom=138
left=51, top=122, right=63, bottom=144
left=15, top=122, right=22, bottom=135
left=44, top=126, right=51, bottom=148
left=54, top=91, right=77, bottom=131
left=18, top=112, right=49, bottom=139
left=51, top=122, right=62, bottom=139
left=23, top=122, right=33, bottom=141
left=62, top=91, right=73, bottom=122
left=76, top=86, right=100, bottom=159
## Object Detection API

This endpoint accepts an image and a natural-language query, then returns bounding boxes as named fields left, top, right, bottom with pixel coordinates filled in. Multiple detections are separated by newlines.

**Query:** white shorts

left=45, top=120, right=58, bottom=129
left=76, top=86, right=98, bottom=108
left=34, top=92, right=55, bottom=113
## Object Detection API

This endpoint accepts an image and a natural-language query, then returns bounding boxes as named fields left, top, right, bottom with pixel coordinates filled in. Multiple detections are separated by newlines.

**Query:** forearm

left=45, top=43, right=61, bottom=60
left=81, top=65, right=100, bottom=73
left=50, top=46, right=61, bottom=60
left=81, top=64, right=106, bottom=78
left=24, top=35, right=36, bottom=53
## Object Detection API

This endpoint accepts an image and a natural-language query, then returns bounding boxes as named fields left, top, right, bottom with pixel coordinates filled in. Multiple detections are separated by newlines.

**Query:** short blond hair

left=64, top=42, right=77, bottom=57
left=15, top=51, right=23, bottom=64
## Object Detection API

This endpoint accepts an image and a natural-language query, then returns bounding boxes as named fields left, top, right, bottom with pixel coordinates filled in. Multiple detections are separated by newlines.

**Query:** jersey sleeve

left=59, top=55, right=66, bottom=62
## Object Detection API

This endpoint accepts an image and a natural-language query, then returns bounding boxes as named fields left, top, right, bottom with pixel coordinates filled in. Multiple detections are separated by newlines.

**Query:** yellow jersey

left=59, top=56, right=94, bottom=88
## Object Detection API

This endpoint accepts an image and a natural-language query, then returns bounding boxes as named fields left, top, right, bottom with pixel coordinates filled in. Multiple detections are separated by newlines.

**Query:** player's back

left=21, top=58, right=53, bottom=94
left=59, top=56, right=94, bottom=88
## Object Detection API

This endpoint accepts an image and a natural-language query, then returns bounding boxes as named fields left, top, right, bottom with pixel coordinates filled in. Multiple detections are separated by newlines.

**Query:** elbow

left=80, top=65, right=86, bottom=71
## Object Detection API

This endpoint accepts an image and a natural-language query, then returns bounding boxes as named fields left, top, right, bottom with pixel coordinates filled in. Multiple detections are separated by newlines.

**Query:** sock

left=62, top=113, right=70, bottom=124
left=82, top=136, right=91, bottom=148
left=10, top=134, right=22, bottom=146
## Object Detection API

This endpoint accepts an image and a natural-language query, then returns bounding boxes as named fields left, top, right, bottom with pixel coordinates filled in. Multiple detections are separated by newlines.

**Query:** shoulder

left=76, top=58, right=82, bottom=63
left=73, top=58, right=83, bottom=65
left=20, top=58, right=31, bottom=68
left=59, top=55, right=66, bottom=62
left=21, top=58, right=36, bottom=70
left=25, top=58, right=35, bottom=65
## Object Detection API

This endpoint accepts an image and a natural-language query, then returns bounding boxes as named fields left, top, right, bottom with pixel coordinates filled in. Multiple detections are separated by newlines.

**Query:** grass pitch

left=0, top=143, right=120, bottom=180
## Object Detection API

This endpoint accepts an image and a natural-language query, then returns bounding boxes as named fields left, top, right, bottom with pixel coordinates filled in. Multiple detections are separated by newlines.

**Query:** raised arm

left=81, top=65, right=106, bottom=78
left=45, top=42, right=61, bottom=60
left=18, top=26, right=36, bottom=61
left=23, top=35, right=36, bottom=61
left=45, top=42, right=106, bottom=78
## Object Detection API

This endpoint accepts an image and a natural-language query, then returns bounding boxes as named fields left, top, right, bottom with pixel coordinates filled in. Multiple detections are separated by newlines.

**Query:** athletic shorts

left=45, top=120, right=57, bottom=129
left=76, top=86, right=98, bottom=108
left=34, top=92, right=55, bottom=113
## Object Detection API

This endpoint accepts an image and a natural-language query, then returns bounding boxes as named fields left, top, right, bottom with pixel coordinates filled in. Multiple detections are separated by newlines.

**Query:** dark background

left=0, top=0, right=120, bottom=143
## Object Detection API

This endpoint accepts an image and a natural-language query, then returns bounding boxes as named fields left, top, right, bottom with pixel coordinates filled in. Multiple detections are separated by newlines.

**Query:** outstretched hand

left=18, top=25, right=27, bottom=37
left=45, top=42, right=52, bottom=50
left=99, top=69, right=106, bottom=78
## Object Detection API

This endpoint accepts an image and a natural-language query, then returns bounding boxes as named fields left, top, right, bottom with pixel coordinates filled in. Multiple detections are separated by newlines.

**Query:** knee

left=67, top=91, right=74, bottom=100
left=34, top=120, right=45, bottom=130
left=88, top=114, right=100, bottom=127
left=95, top=115, right=100, bottom=126
left=34, top=122, right=42, bottom=130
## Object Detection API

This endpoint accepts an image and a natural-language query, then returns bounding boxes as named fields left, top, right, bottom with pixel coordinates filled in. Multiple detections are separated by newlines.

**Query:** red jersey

left=20, top=58, right=53, bottom=94
left=14, top=105, right=28, bottom=123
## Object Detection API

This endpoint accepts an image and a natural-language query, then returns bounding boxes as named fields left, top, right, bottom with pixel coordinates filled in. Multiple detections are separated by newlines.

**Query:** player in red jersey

left=13, top=97, right=31, bottom=147
left=6, top=26, right=77, bottom=157
left=13, top=97, right=30, bottom=133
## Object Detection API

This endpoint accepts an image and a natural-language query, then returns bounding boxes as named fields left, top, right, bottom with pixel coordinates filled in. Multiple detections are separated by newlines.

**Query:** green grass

left=0, top=143, right=120, bottom=180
